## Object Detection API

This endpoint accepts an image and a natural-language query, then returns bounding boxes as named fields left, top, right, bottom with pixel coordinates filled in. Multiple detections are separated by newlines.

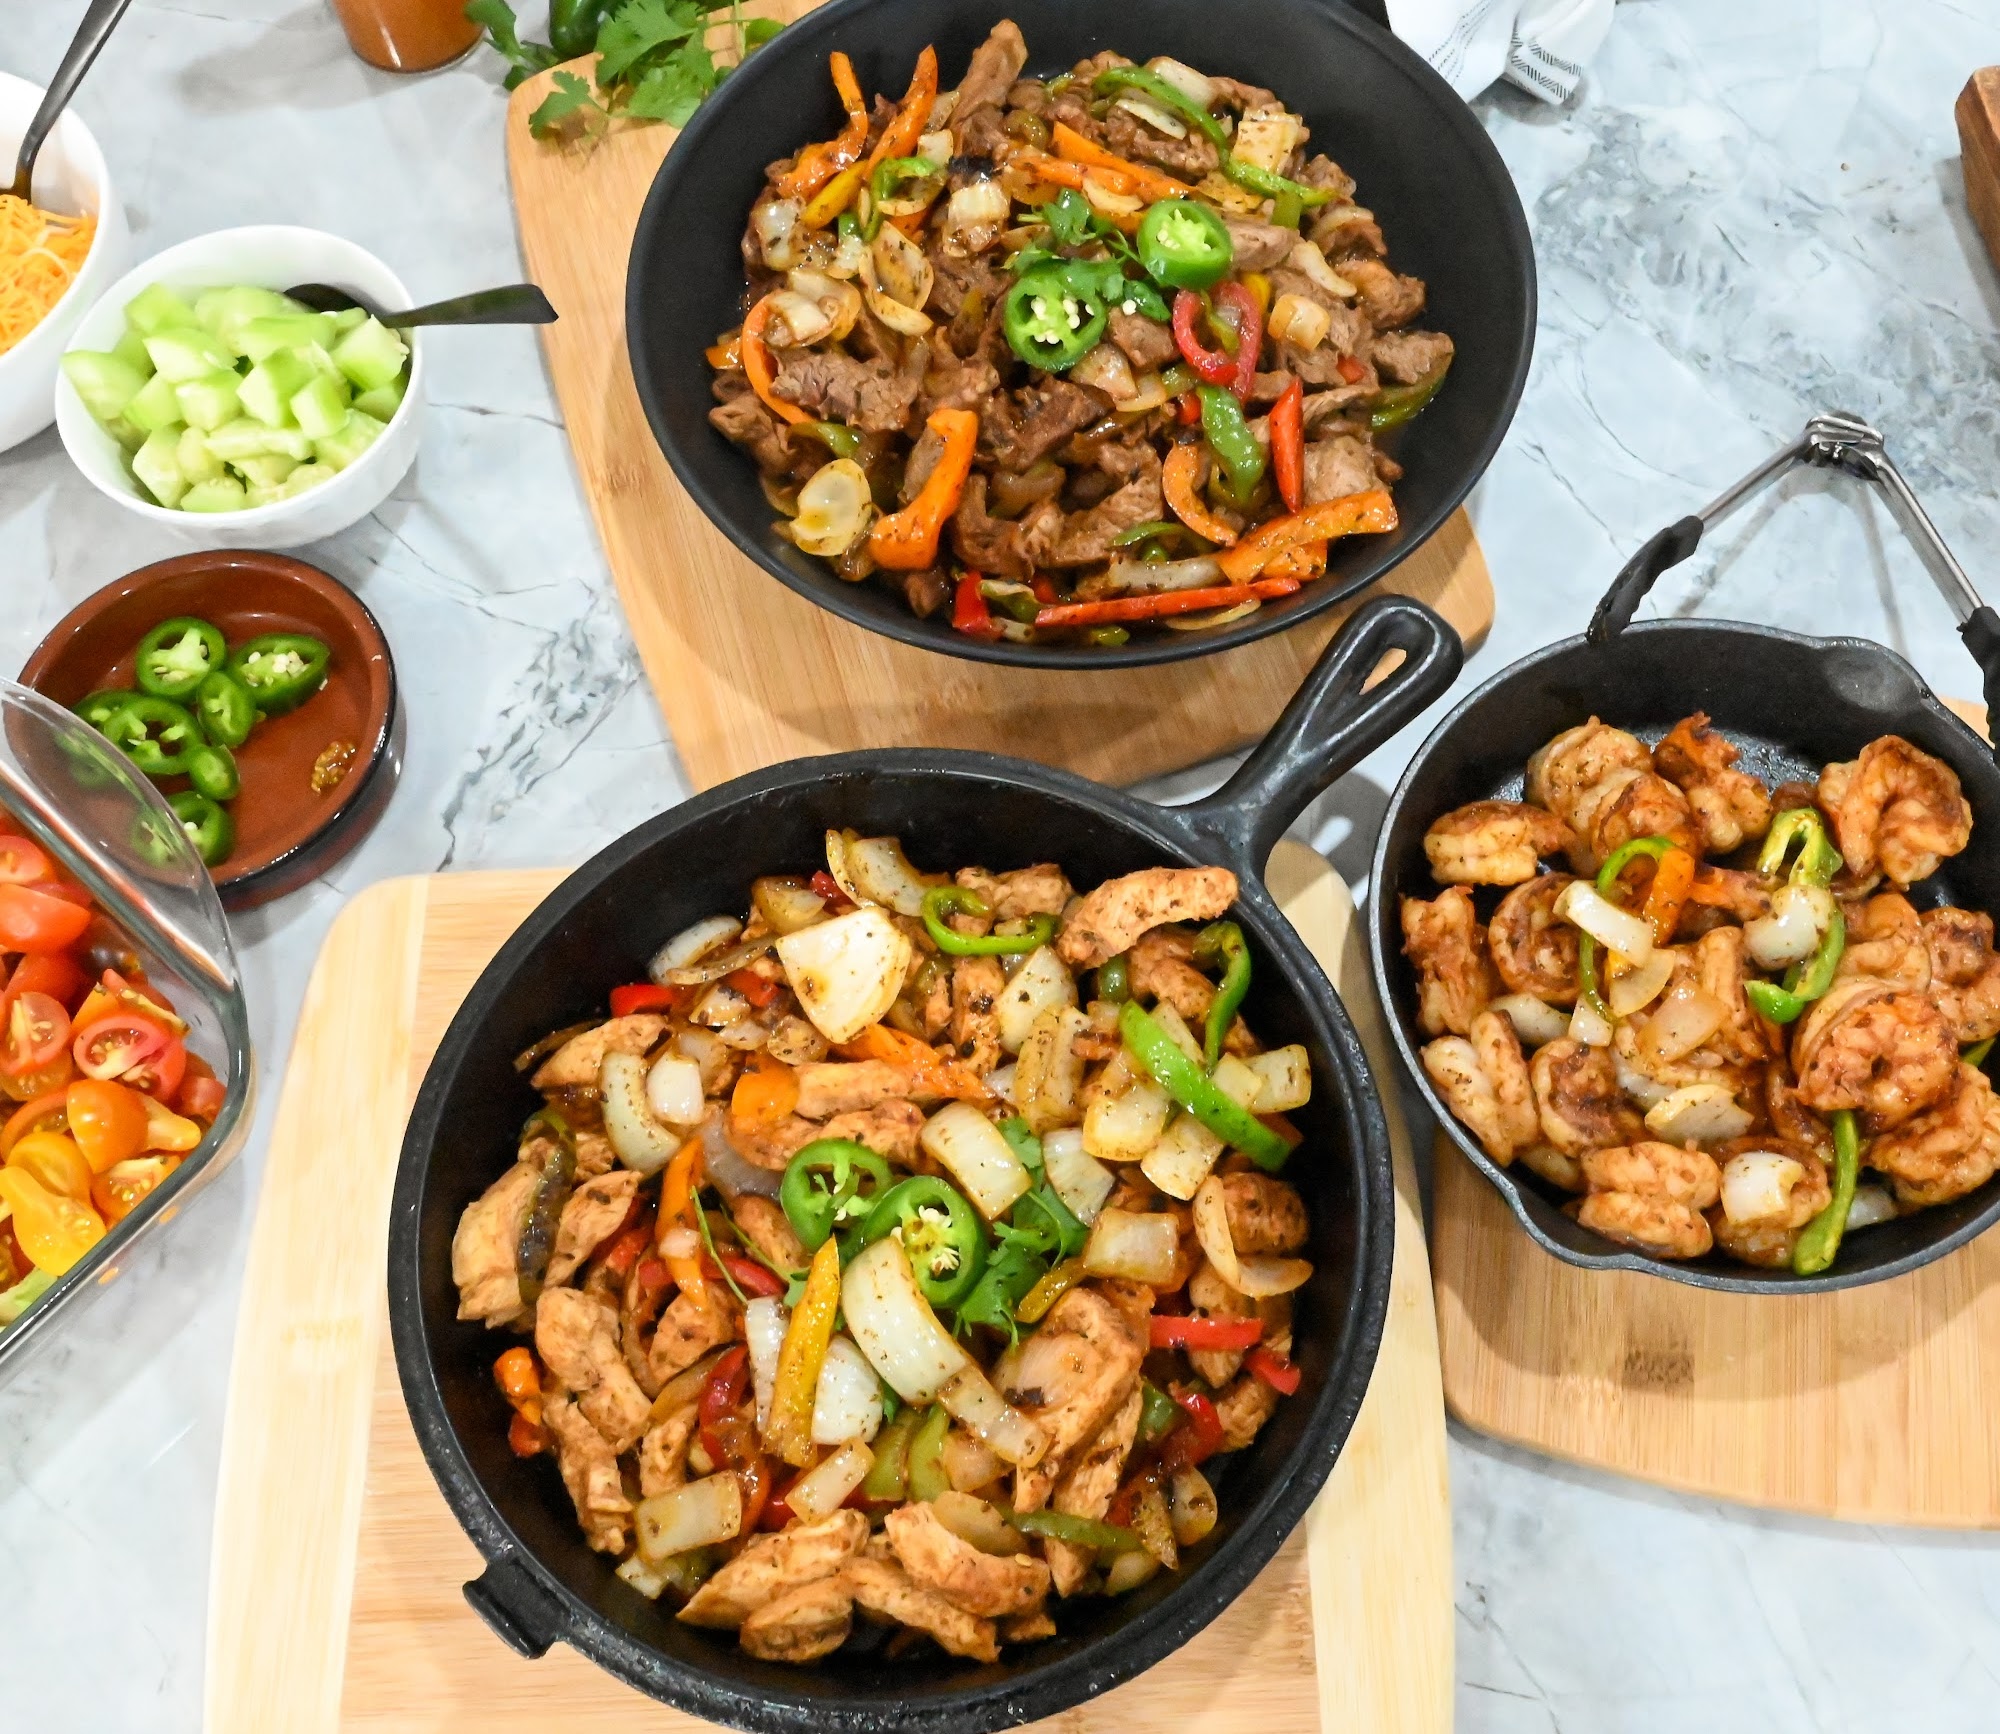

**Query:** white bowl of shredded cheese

left=0, top=73, right=128, bottom=455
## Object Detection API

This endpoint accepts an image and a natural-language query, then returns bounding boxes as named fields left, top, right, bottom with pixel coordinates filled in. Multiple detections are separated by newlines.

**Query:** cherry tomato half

left=0, top=1090, right=69, bottom=1156
left=67, top=1078, right=151, bottom=1173
left=91, top=1154, right=181, bottom=1225
left=0, top=834, right=52, bottom=886
left=0, top=884, right=91, bottom=953
left=3, top=952, right=89, bottom=1018
left=0, top=1167, right=103, bottom=1275
left=72, top=1014, right=168, bottom=1082
left=6, top=1131, right=94, bottom=1202
left=3, top=993, right=72, bottom=1078
left=122, top=1035, right=187, bottom=1102
left=177, top=1065, right=226, bottom=1124
left=138, top=1094, right=201, bottom=1153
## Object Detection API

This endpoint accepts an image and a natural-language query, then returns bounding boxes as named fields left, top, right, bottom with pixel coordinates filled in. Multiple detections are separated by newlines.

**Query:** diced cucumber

left=235, top=451, right=300, bottom=489
left=132, top=427, right=190, bottom=508
left=144, top=328, right=236, bottom=384
left=239, top=348, right=319, bottom=428
left=176, top=427, right=225, bottom=484
left=243, top=483, right=286, bottom=509
left=124, top=368, right=186, bottom=433
left=328, top=306, right=368, bottom=336
left=310, top=408, right=387, bottom=472
left=236, top=314, right=338, bottom=363
left=352, top=378, right=405, bottom=423
left=329, top=317, right=408, bottom=394
left=181, top=476, right=248, bottom=513
left=112, top=327, right=155, bottom=377
left=175, top=371, right=243, bottom=433
left=103, top=415, right=148, bottom=454
left=123, top=282, right=200, bottom=336
left=290, top=370, right=350, bottom=440
left=195, top=285, right=307, bottom=351
left=279, top=461, right=338, bottom=498
left=205, top=418, right=314, bottom=463
left=60, top=350, right=149, bottom=422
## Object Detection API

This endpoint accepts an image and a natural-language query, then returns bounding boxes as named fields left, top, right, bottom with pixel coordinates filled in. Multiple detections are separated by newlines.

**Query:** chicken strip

left=794, top=1060, right=913, bottom=1118
left=546, top=1168, right=640, bottom=1288
left=884, top=1501, right=1052, bottom=1617
left=678, top=1508, right=870, bottom=1629
left=819, top=1101, right=928, bottom=1165
left=542, top=1392, right=631, bottom=1554
left=535, top=1287, right=654, bottom=1451
left=1213, top=1369, right=1281, bottom=1451
left=530, top=1014, right=670, bottom=1090
left=649, top=1284, right=741, bottom=1387
left=1127, top=928, right=1254, bottom=1054
left=1004, top=1286, right=1146, bottom=1512
left=841, top=1556, right=1001, bottom=1663
left=1042, top=1381, right=1142, bottom=1596
left=636, top=1405, right=697, bottom=1498
left=1219, top=1171, right=1309, bottom=1255
left=951, top=955, right=1007, bottom=1076
left=1422, top=799, right=1574, bottom=886
left=1057, top=867, right=1238, bottom=970
left=957, top=862, right=1074, bottom=920
left=739, top=1577, right=855, bottom=1664
left=732, top=1195, right=807, bottom=1275
left=451, top=1157, right=537, bottom=1327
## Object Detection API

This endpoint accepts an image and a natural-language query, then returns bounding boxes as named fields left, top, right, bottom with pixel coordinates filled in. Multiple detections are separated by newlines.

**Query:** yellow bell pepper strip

left=0, top=1167, right=103, bottom=1275
left=776, top=52, right=869, bottom=201
left=865, top=45, right=939, bottom=173
left=866, top=407, right=978, bottom=569
left=740, top=295, right=811, bottom=426
left=1121, top=1000, right=1291, bottom=1171
left=836, top=1022, right=992, bottom=1103
left=1215, top=488, right=1398, bottom=582
left=801, top=160, right=870, bottom=230
left=766, top=1236, right=842, bottom=1466
left=1016, top=1254, right=1088, bottom=1324
left=1032, top=575, right=1302, bottom=629
left=1162, top=443, right=1238, bottom=544
left=1049, top=122, right=1198, bottom=205
left=731, top=1049, right=800, bottom=1132
left=1793, top=1109, right=1862, bottom=1276
left=659, top=1136, right=709, bottom=1310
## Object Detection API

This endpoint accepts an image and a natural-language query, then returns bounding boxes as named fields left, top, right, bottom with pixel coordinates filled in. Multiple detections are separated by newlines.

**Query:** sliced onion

left=1114, top=92, right=1188, bottom=137
left=812, top=1335, right=884, bottom=1445
left=675, top=1027, right=731, bottom=1092
left=1745, top=882, right=1832, bottom=971
left=920, top=1101, right=1033, bottom=1219
left=1635, top=982, right=1728, bottom=1067
left=745, top=1295, right=788, bottom=1432
left=842, top=1236, right=970, bottom=1403
left=1644, top=1082, right=1753, bottom=1145
left=1071, top=341, right=1137, bottom=401
left=1846, top=1184, right=1898, bottom=1230
left=1492, top=993, right=1569, bottom=1049
left=938, top=1447, right=1011, bottom=1505
left=1286, top=238, right=1357, bottom=300
left=636, top=1475, right=743, bottom=1562
left=1267, top=293, right=1330, bottom=352
left=1169, top=1464, right=1217, bottom=1546
left=824, top=227, right=868, bottom=280
left=1555, top=880, right=1654, bottom=959
left=939, top=1361, right=1049, bottom=1468
left=917, top=127, right=955, bottom=162
left=699, top=1110, right=782, bottom=1200
left=1106, top=1549, right=1161, bottom=1594
left=774, top=906, right=913, bottom=1044
left=791, top=457, right=875, bottom=557
left=1569, top=994, right=1614, bottom=1048
left=1241, top=1045, right=1312, bottom=1113
left=787, top=1439, right=875, bottom=1522
left=753, top=196, right=804, bottom=270
left=715, top=1018, right=772, bottom=1051
left=753, top=875, right=829, bottom=937
left=876, top=164, right=945, bottom=217
left=1719, top=1149, right=1806, bottom=1225
left=845, top=834, right=944, bottom=917
left=1042, top=1126, right=1115, bottom=1224
left=601, top=1050, right=682, bottom=1175
left=1082, top=1080, right=1170, bottom=1162
left=1145, top=57, right=1217, bottom=109
left=996, top=947, right=1078, bottom=1054
left=1101, top=555, right=1224, bottom=595
left=646, top=1054, right=705, bottom=1127
left=1113, top=370, right=1170, bottom=415
left=1612, top=1052, right=1674, bottom=1110
left=1081, top=169, right=1145, bottom=216
left=1607, top=951, right=1675, bottom=1018
left=784, top=268, right=862, bottom=343
left=984, top=1063, right=1017, bottom=1105
left=1140, top=1111, right=1226, bottom=1201
left=1163, top=600, right=1261, bottom=630
left=763, top=288, right=835, bottom=348
left=660, top=935, right=774, bottom=988
left=1082, top=1207, right=1180, bottom=1284
left=692, top=982, right=754, bottom=1028
left=651, top=913, right=744, bottom=981
left=861, top=227, right=934, bottom=334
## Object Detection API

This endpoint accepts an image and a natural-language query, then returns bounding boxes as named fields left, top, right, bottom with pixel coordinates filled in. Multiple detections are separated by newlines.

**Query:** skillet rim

left=1367, top=618, right=2000, bottom=1295
left=388, top=746, right=1394, bottom=1732
left=623, top=0, right=1536, bottom=671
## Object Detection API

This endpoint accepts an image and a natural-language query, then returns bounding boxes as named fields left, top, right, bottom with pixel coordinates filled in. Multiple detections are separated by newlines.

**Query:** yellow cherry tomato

left=0, top=1167, right=104, bottom=1274
left=67, top=1077, right=151, bottom=1173
left=139, top=1094, right=202, bottom=1154
left=7, top=1130, right=93, bottom=1201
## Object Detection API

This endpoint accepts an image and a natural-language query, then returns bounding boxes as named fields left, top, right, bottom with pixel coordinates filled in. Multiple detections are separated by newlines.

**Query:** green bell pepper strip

left=169, top=791, right=234, bottom=867
left=1792, top=1109, right=1862, bottom=1276
left=1096, top=953, right=1132, bottom=1002
left=921, top=885, right=1058, bottom=957
left=192, top=671, right=257, bottom=749
left=798, top=420, right=862, bottom=459
left=227, top=633, right=330, bottom=715
left=1575, top=835, right=1678, bottom=1023
left=1220, top=155, right=1336, bottom=216
left=134, top=617, right=228, bottom=700
left=1092, top=66, right=1229, bottom=149
left=75, top=690, right=138, bottom=734
left=1739, top=811, right=1847, bottom=1024
left=1001, top=1506, right=1146, bottom=1552
left=185, top=743, right=240, bottom=803
left=906, top=1403, right=953, bottom=1502
left=1136, top=198, right=1234, bottom=291
left=1758, top=808, right=1843, bottom=886
left=861, top=1410, right=918, bottom=1501
left=859, top=1176, right=987, bottom=1309
left=105, top=694, right=205, bottom=777
left=779, top=1139, right=893, bottom=1250
left=1193, top=920, right=1250, bottom=1070
left=1369, top=356, right=1453, bottom=431
left=1198, top=386, right=1266, bottom=504
left=1966, top=1036, right=1996, bottom=1069
left=980, top=581, right=1044, bottom=625
left=1744, top=907, right=1847, bottom=1026
left=1120, top=999, right=1290, bottom=1171
left=1003, top=262, right=1110, bottom=373
left=1137, top=1380, right=1182, bottom=1445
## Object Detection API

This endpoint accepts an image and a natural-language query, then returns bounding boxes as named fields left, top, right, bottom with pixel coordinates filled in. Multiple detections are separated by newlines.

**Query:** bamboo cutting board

left=205, top=841, right=1451, bottom=1733
left=502, top=43, right=1493, bottom=792
left=1432, top=700, right=2000, bottom=1527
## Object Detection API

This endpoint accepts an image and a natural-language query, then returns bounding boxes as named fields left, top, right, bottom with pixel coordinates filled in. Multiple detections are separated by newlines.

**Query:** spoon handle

left=12, top=0, right=137, bottom=193
left=383, top=284, right=558, bottom=328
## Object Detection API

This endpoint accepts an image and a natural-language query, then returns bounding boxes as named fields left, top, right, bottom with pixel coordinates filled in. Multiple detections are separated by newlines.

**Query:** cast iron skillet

left=626, top=0, right=1534, bottom=669
left=388, top=596, right=1459, bottom=1733
left=1369, top=582, right=2000, bottom=1294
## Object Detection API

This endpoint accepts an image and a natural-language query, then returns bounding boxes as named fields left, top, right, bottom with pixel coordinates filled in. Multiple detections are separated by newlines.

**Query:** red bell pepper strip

left=1172, top=290, right=1237, bottom=389
left=1033, top=576, right=1301, bottom=629
left=1160, top=1389, right=1226, bottom=1469
left=1269, top=376, right=1305, bottom=514
left=952, top=573, right=1002, bottom=639
left=1151, top=1314, right=1265, bottom=1351
left=1244, top=1344, right=1303, bottom=1394
left=706, top=1248, right=787, bottom=1299
left=698, top=1345, right=752, bottom=1468
left=608, top=982, right=688, bottom=1017
left=1335, top=354, right=1367, bottom=385
left=1215, top=488, right=1398, bottom=582
left=1211, top=281, right=1262, bottom=401
left=724, top=967, right=781, bottom=1009
left=809, top=869, right=855, bottom=912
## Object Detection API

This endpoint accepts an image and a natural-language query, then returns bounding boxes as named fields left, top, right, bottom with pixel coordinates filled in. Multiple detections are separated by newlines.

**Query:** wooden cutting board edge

left=1956, top=69, right=2000, bottom=281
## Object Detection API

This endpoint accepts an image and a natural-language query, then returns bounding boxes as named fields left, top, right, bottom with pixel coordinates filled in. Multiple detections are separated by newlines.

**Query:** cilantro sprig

left=1007, top=188, right=1171, bottom=320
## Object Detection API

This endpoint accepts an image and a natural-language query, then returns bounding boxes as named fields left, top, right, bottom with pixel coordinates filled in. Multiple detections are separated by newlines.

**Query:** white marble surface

left=4, top=1, right=1999, bottom=1727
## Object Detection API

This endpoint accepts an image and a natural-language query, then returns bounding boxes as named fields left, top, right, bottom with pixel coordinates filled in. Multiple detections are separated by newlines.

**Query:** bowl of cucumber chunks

left=54, top=226, right=424, bottom=547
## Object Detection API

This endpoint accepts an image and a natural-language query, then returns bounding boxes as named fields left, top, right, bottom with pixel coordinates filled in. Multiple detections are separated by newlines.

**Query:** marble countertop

left=5, top=1, right=2000, bottom=1727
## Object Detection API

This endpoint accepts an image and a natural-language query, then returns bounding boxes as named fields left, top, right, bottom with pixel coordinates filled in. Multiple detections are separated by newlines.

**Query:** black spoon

left=280, top=282, right=557, bottom=329
left=8, top=0, right=136, bottom=202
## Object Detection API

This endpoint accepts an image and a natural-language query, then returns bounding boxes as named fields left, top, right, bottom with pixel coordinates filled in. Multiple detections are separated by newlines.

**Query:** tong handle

left=1960, top=609, right=2000, bottom=751
left=1587, top=515, right=1704, bottom=643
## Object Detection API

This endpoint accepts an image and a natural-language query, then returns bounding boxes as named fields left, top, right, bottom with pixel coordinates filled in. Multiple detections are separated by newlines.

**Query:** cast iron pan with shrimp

left=1368, top=597, right=2000, bottom=1294
left=389, top=596, right=1459, bottom=1733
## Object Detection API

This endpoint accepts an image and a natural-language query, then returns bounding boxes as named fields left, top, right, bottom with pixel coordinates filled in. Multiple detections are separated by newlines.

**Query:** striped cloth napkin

left=1385, top=0, right=1615, bottom=104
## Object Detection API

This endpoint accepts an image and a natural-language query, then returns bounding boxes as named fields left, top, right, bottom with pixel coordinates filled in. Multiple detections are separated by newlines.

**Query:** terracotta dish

left=19, top=550, right=400, bottom=909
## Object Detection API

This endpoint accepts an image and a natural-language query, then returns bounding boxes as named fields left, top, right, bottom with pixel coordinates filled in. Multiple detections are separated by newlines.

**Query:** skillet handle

left=463, top=1553, right=567, bottom=1659
left=1182, top=594, right=1462, bottom=878
left=1586, top=514, right=1704, bottom=644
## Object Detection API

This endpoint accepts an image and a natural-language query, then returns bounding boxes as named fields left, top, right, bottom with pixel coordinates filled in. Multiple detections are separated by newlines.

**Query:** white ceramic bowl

left=55, top=225, right=426, bottom=549
left=0, top=72, right=129, bottom=454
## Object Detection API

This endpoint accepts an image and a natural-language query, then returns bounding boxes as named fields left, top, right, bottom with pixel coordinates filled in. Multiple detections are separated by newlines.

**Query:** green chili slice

left=1193, top=920, right=1250, bottom=1070
left=169, top=792, right=234, bottom=867
left=105, top=695, right=205, bottom=778
left=1198, top=386, right=1266, bottom=503
left=227, top=633, right=331, bottom=715
left=922, top=885, right=1057, bottom=957
left=185, top=742, right=240, bottom=803
left=75, top=690, right=139, bottom=734
left=135, top=616, right=228, bottom=700
left=192, top=671, right=257, bottom=749
left=1136, top=197, right=1234, bottom=291
left=1003, top=262, right=1110, bottom=372
left=1097, top=953, right=1132, bottom=1003
left=1120, top=999, right=1289, bottom=1171
left=779, top=1138, right=893, bottom=1251
left=1792, top=1109, right=1861, bottom=1276
left=860, top=1176, right=987, bottom=1309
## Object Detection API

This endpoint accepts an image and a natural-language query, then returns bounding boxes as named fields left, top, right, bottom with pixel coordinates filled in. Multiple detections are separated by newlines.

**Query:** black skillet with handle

left=1369, top=413, right=2000, bottom=1294
left=388, top=594, right=1461, bottom=1733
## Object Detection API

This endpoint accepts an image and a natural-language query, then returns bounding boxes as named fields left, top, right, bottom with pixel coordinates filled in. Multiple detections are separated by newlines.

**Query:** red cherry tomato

left=177, top=1070, right=227, bottom=1124
left=0, top=835, right=52, bottom=886
left=71, top=1014, right=168, bottom=1082
left=120, top=1034, right=187, bottom=1102
left=3, top=993, right=72, bottom=1077
left=3, top=952, right=88, bottom=1018
left=0, top=885, right=91, bottom=953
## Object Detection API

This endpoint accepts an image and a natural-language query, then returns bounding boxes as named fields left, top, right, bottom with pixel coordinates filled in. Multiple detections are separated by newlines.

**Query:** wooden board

left=1433, top=698, right=2000, bottom=1527
left=502, top=40, right=1493, bottom=793
left=206, top=841, right=1450, bottom=1733
left=1957, top=69, right=2000, bottom=279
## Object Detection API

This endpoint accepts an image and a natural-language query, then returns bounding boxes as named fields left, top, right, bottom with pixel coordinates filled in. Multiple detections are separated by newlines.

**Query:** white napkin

left=1385, top=0, right=1615, bottom=105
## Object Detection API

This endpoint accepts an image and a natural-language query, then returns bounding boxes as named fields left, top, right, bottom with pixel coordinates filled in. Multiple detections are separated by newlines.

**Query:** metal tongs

left=1588, top=412, right=2000, bottom=743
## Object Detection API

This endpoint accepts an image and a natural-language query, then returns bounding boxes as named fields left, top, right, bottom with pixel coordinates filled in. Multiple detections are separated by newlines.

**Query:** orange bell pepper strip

left=837, top=1022, right=993, bottom=1103
left=706, top=331, right=742, bottom=370
left=764, top=1236, right=842, bottom=1466
left=776, top=52, right=870, bottom=201
left=864, top=46, right=939, bottom=172
left=659, top=1137, right=708, bottom=1309
left=1215, top=488, right=1398, bottom=582
left=1033, top=576, right=1302, bottom=628
left=1161, top=443, right=1239, bottom=545
left=731, top=1049, right=800, bottom=1131
left=1269, top=377, right=1305, bottom=514
left=1264, top=540, right=1328, bottom=582
left=1641, top=845, right=1698, bottom=944
left=866, top=407, right=978, bottom=570
left=493, top=1345, right=543, bottom=1425
left=741, top=296, right=810, bottom=427
left=1049, top=122, right=1198, bottom=204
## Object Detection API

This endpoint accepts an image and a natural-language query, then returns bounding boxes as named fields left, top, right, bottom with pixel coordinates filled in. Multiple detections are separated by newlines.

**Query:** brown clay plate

left=19, top=551, right=400, bottom=910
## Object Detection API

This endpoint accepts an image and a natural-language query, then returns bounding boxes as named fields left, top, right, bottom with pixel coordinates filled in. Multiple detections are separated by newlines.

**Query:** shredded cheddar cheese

left=0, top=194, right=96, bottom=356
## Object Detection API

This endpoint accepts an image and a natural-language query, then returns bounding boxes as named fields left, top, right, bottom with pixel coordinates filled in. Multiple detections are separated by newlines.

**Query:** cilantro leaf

left=624, top=43, right=719, bottom=125
left=465, top=0, right=557, bottom=89
left=595, top=0, right=701, bottom=84
left=1040, top=190, right=1094, bottom=248
left=529, top=68, right=605, bottom=137
left=741, top=15, right=782, bottom=47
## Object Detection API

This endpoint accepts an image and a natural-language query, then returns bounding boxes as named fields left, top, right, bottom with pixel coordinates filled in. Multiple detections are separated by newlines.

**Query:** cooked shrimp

left=1422, top=800, right=1574, bottom=887
left=1487, top=873, right=1579, bottom=1004
left=1817, top=735, right=1972, bottom=889
left=1421, top=1009, right=1538, bottom=1164
left=1833, top=893, right=1931, bottom=993
left=1867, top=1062, right=2000, bottom=1208
left=1530, top=1037, right=1645, bottom=1157
left=1693, top=926, right=1778, bottom=1066
left=1517, top=1143, right=1586, bottom=1193
left=1653, top=712, right=1773, bottom=856
left=1706, top=1135, right=1833, bottom=1268
left=1765, top=1063, right=1833, bottom=1157
left=1792, top=979, right=1957, bottom=1130
left=1400, top=886, right=1499, bottom=1037
left=1575, top=1139, right=1721, bottom=1260
left=1525, top=717, right=1698, bottom=874
left=1581, top=1140, right=1721, bottom=1206
left=1922, top=907, right=2000, bottom=1045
